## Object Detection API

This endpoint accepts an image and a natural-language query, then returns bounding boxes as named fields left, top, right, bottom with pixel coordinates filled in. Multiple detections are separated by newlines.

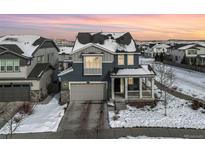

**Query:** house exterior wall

left=27, top=44, right=59, bottom=77
left=171, top=49, right=185, bottom=63
left=0, top=52, right=29, bottom=79
left=39, top=69, right=53, bottom=99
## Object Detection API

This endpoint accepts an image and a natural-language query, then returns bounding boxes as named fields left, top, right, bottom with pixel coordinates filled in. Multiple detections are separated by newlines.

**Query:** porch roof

left=111, top=65, right=155, bottom=77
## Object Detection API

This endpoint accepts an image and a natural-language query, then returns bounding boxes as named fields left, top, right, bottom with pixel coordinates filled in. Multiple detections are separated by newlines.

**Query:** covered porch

left=110, top=65, right=155, bottom=101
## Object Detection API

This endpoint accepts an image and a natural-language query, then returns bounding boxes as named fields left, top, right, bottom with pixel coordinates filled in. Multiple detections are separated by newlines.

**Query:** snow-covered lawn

left=0, top=94, right=65, bottom=134
left=172, top=66, right=205, bottom=101
left=139, top=57, right=205, bottom=101
left=109, top=92, right=205, bottom=129
left=120, top=136, right=179, bottom=139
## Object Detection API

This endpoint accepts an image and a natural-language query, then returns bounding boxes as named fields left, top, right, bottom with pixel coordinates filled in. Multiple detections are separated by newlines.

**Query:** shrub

left=191, top=100, right=201, bottom=110
left=19, top=103, right=33, bottom=115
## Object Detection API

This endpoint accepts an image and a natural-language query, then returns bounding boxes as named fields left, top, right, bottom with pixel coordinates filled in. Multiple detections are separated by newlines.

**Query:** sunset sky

left=0, top=14, right=205, bottom=41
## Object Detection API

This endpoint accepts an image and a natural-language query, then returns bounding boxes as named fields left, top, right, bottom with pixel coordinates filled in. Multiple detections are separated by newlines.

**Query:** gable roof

left=0, top=35, right=54, bottom=58
left=72, top=32, right=139, bottom=53
left=167, top=43, right=191, bottom=50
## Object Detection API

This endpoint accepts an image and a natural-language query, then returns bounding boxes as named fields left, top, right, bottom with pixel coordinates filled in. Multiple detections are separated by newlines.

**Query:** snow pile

left=109, top=92, right=205, bottom=129
left=0, top=35, right=41, bottom=57
left=59, top=46, right=73, bottom=54
left=0, top=94, right=65, bottom=134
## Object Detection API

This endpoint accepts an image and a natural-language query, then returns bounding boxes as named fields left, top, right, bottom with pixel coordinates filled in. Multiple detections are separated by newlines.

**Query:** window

left=14, top=59, right=20, bottom=71
left=0, top=59, right=20, bottom=72
left=84, top=56, right=102, bottom=75
left=6, top=60, right=13, bottom=71
left=188, top=50, right=197, bottom=55
left=0, top=59, right=6, bottom=72
left=127, top=55, right=134, bottom=65
left=128, top=78, right=134, bottom=85
left=37, top=56, right=44, bottom=63
left=118, top=55, right=124, bottom=65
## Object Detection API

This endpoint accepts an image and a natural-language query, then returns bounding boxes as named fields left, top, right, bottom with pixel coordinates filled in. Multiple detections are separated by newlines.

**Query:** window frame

left=128, top=78, right=134, bottom=85
left=118, top=54, right=125, bottom=65
left=0, top=59, right=20, bottom=72
left=127, top=54, right=134, bottom=65
left=83, top=55, right=103, bottom=76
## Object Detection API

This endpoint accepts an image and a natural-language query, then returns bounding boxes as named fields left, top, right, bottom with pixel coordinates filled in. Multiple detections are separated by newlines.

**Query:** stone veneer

left=60, top=90, right=69, bottom=104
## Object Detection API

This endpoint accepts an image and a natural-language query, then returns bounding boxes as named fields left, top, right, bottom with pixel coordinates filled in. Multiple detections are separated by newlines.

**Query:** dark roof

left=77, top=32, right=132, bottom=46
left=32, top=37, right=47, bottom=46
left=0, top=46, right=6, bottom=53
left=167, top=44, right=190, bottom=50
left=0, top=44, right=24, bottom=55
left=28, top=63, right=54, bottom=79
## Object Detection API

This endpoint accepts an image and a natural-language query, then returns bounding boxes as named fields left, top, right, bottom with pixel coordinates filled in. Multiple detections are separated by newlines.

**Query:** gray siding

left=72, top=46, right=114, bottom=62
left=0, top=52, right=27, bottom=66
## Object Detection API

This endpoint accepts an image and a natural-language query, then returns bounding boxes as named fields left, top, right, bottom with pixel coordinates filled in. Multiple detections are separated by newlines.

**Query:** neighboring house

left=0, top=35, right=59, bottom=102
left=196, top=54, right=205, bottom=66
left=169, top=43, right=205, bottom=65
left=58, top=46, right=73, bottom=71
left=151, top=43, right=170, bottom=57
left=143, top=43, right=156, bottom=57
left=58, top=32, right=155, bottom=104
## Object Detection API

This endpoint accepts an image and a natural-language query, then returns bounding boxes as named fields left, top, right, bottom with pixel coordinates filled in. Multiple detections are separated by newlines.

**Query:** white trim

left=71, top=43, right=114, bottom=55
left=69, top=81, right=108, bottom=102
left=58, top=67, right=73, bottom=76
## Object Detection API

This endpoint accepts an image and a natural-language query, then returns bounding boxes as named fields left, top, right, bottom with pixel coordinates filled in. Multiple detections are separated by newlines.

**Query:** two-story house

left=58, top=32, right=155, bottom=104
left=169, top=43, right=205, bottom=65
left=0, top=35, right=59, bottom=102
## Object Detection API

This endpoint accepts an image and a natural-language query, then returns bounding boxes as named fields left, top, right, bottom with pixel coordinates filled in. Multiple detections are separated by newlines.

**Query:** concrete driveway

left=57, top=101, right=109, bottom=132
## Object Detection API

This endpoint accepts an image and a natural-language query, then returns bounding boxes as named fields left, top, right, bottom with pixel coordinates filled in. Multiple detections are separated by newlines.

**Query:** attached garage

left=0, top=84, right=30, bottom=102
left=69, top=82, right=107, bottom=101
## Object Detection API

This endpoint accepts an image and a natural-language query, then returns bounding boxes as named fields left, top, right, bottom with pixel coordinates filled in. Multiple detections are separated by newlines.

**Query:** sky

left=0, top=14, right=205, bottom=41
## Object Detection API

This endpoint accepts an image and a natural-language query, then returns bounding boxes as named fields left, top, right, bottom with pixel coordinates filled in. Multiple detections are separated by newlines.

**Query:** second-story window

left=0, top=59, right=20, bottom=72
left=118, top=55, right=124, bottom=65
left=84, top=56, right=102, bottom=75
left=127, top=54, right=134, bottom=65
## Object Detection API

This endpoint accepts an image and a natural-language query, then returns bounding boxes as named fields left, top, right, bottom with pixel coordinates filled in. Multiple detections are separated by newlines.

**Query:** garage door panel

left=70, top=83, right=106, bottom=101
left=0, top=84, right=30, bottom=102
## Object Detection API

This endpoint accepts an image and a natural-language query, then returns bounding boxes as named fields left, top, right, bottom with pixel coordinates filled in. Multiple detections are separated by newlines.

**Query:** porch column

left=139, top=78, right=142, bottom=99
left=111, top=78, right=115, bottom=100
left=151, top=78, right=155, bottom=98
left=124, top=78, right=128, bottom=99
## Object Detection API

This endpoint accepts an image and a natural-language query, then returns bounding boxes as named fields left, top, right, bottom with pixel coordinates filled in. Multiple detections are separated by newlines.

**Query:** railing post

left=111, top=78, right=115, bottom=100
left=125, top=78, right=128, bottom=100
left=151, top=78, right=155, bottom=99
left=139, top=78, right=142, bottom=99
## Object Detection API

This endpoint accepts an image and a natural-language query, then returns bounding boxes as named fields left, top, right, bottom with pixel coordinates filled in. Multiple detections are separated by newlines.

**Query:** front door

left=114, top=78, right=121, bottom=92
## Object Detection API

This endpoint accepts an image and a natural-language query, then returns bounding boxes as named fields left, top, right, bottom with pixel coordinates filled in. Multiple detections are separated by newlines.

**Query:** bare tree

left=152, top=62, right=175, bottom=116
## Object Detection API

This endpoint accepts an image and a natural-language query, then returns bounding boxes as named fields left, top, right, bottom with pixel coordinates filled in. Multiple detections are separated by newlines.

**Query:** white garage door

left=70, top=83, right=106, bottom=101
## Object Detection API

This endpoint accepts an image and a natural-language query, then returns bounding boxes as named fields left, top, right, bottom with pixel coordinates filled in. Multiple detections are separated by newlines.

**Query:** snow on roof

left=0, top=35, right=41, bottom=57
left=152, top=43, right=170, bottom=49
left=72, top=32, right=137, bottom=53
left=178, top=44, right=197, bottom=50
left=116, top=65, right=155, bottom=76
left=59, top=46, right=73, bottom=54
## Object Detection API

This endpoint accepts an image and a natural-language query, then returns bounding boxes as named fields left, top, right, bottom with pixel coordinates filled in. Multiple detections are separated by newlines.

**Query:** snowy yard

left=172, top=67, right=205, bottom=101
left=139, top=56, right=205, bottom=101
left=0, top=94, right=65, bottom=134
left=109, top=91, right=205, bottom=129
left=119, top=136, right=179, bottom=139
